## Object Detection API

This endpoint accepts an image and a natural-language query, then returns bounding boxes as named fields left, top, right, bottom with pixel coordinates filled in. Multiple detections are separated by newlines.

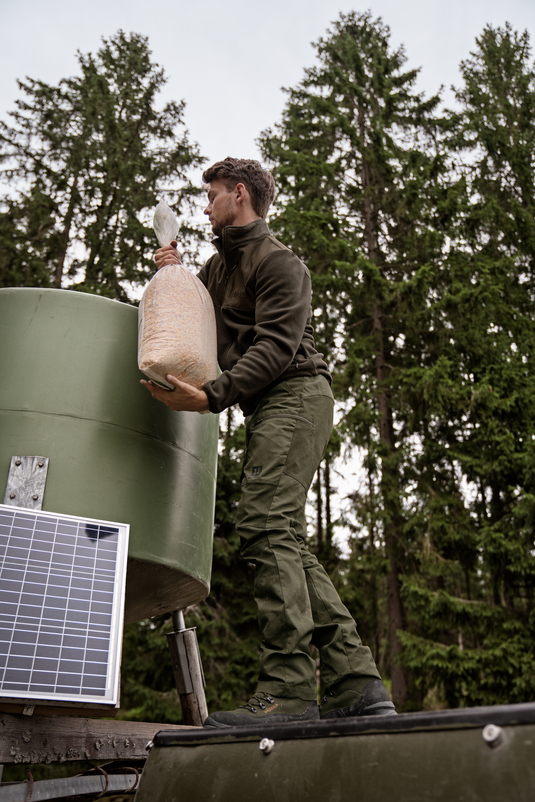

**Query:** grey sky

left=2, top=0, right=535, bottom=169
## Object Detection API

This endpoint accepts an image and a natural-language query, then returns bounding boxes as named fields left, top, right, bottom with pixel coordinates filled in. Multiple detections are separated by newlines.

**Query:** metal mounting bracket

left=3, top=456, right=50, bottom=511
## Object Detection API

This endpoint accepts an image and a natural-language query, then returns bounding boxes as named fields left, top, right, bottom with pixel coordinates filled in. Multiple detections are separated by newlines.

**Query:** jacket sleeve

left=202, top=249, right=312, bottom=413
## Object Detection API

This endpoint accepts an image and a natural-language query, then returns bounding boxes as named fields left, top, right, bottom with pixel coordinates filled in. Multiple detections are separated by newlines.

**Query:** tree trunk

left=367, top=455, right=380, bottom=664
left=315, top=466, right=324, bottom=555
left=325, top=455, right=332, bottom=554
left=359, top=99, right=409, bottom=707
left=54, top=176, right=78, bottom=288
left=372, top=304, right=409, bottom=708
left=363, top=174, right=408, bottom=703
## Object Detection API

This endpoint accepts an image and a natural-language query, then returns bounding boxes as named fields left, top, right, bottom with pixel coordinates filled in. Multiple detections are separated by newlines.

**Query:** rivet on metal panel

left=32, top=495, right=39, bottom=501
left=259, top=738, right=275, bottom=755
left=15, top=460, right=21, bottom=466
left=9, top=493, right=15, bottom=499
left=482, top=723, right=503, bottom=747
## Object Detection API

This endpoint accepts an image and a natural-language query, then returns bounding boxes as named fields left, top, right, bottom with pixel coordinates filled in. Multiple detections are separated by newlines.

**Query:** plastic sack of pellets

left=138, top=200, right=218, bottom=393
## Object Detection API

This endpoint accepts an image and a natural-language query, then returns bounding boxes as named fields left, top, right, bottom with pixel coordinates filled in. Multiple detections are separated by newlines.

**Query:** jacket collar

left=213, top=219, right=270, bottom=269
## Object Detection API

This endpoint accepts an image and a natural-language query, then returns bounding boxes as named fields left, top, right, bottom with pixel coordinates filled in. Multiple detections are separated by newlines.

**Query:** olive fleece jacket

left=197, top=219, right=331, bottom=417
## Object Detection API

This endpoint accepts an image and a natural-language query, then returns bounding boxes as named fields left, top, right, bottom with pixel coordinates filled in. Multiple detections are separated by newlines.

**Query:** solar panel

left=0, top=503, right=129, bottom=707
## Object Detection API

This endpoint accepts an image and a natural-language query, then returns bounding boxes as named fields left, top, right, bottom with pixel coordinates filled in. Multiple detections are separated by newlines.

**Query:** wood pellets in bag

left=138, top=200, right=217, bottom=391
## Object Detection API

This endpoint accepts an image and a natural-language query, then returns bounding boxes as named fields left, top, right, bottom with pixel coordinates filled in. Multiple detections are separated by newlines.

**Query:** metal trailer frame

left=136, top=702, right=535, bottom=802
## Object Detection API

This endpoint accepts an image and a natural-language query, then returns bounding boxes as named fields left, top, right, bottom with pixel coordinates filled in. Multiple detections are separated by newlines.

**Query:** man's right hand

left=155, top=240, right=182, bottom=269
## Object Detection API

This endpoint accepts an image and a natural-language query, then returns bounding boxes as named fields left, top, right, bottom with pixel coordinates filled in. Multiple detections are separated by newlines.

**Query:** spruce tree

left=260, top=10, right=450, bottom=708
left=399, top=23, right=535, bottom=707
left=0, top=31, right=205, bottom=300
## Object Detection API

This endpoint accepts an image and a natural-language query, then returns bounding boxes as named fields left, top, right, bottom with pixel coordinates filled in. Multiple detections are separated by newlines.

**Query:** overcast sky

left=2, top=0, right=535, bottom=170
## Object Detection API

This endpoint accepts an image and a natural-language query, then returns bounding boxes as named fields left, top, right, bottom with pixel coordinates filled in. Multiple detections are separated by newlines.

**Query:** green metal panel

left=136, top=705, right=535, bottom=802
left=0, top=288, right=218, bottom=622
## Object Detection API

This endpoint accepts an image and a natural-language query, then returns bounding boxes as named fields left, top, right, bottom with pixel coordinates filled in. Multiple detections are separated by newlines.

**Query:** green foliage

left=396, top=23, right=535, bottom=709
left=118, top=614, right=184, bottom=723
left=0, top=31, right=205, bottom=300
left=186, top=410, right=261, bottom=710
left=453, top=23, right=535, bottom=262
left=117, top=413, right=260, bottom=720
left=260, top=13, right=535, bottom=712
left=260, top=9, right=452, bottom=708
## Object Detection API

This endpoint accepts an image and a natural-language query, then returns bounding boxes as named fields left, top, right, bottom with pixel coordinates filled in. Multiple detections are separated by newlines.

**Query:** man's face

left=204, top=179, right=239, bottom=236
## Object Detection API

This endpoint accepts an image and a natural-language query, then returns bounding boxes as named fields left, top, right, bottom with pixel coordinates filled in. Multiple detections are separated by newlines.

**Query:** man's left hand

left=141, top=374, right=210, bottom=413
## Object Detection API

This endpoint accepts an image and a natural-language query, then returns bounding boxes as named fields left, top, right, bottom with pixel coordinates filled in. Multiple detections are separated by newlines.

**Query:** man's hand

left=155, top=240, right=181, bottom=270
left=141, top=374, right=210, bottom=413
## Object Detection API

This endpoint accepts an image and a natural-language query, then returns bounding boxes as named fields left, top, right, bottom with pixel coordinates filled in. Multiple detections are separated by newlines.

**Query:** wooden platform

left=0, top=712, right=198, bottom=765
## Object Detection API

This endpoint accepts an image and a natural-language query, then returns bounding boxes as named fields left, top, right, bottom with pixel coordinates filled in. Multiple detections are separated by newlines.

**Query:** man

left=142, top=157, right=395, bottom=728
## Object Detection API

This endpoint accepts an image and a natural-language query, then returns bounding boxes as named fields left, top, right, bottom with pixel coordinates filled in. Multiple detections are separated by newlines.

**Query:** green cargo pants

left=236, top=375, right=380, bottom=700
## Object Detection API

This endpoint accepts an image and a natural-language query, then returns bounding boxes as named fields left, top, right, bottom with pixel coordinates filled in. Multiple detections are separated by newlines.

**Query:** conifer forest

left=2, top=12, right=535, bottom=716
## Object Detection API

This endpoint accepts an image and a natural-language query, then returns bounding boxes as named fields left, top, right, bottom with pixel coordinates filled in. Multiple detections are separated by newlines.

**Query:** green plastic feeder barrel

left=0, top=288, right=218, bottom=623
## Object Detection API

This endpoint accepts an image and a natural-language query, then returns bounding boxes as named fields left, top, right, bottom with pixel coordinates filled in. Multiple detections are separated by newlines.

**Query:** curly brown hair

left=202, top=157, right=276, bottom=219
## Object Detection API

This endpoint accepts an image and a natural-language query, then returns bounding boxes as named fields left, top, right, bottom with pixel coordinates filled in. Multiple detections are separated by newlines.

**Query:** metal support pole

left=167, top=610, right=208, bottom=727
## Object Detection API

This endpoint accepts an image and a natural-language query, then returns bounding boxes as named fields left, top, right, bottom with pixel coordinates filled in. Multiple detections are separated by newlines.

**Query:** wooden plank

left=0, top=713, right=198, bottom=764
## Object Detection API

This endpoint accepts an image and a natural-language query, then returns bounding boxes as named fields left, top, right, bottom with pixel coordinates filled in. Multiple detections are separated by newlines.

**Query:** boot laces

left=240, top=693, right=275, bottom=713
